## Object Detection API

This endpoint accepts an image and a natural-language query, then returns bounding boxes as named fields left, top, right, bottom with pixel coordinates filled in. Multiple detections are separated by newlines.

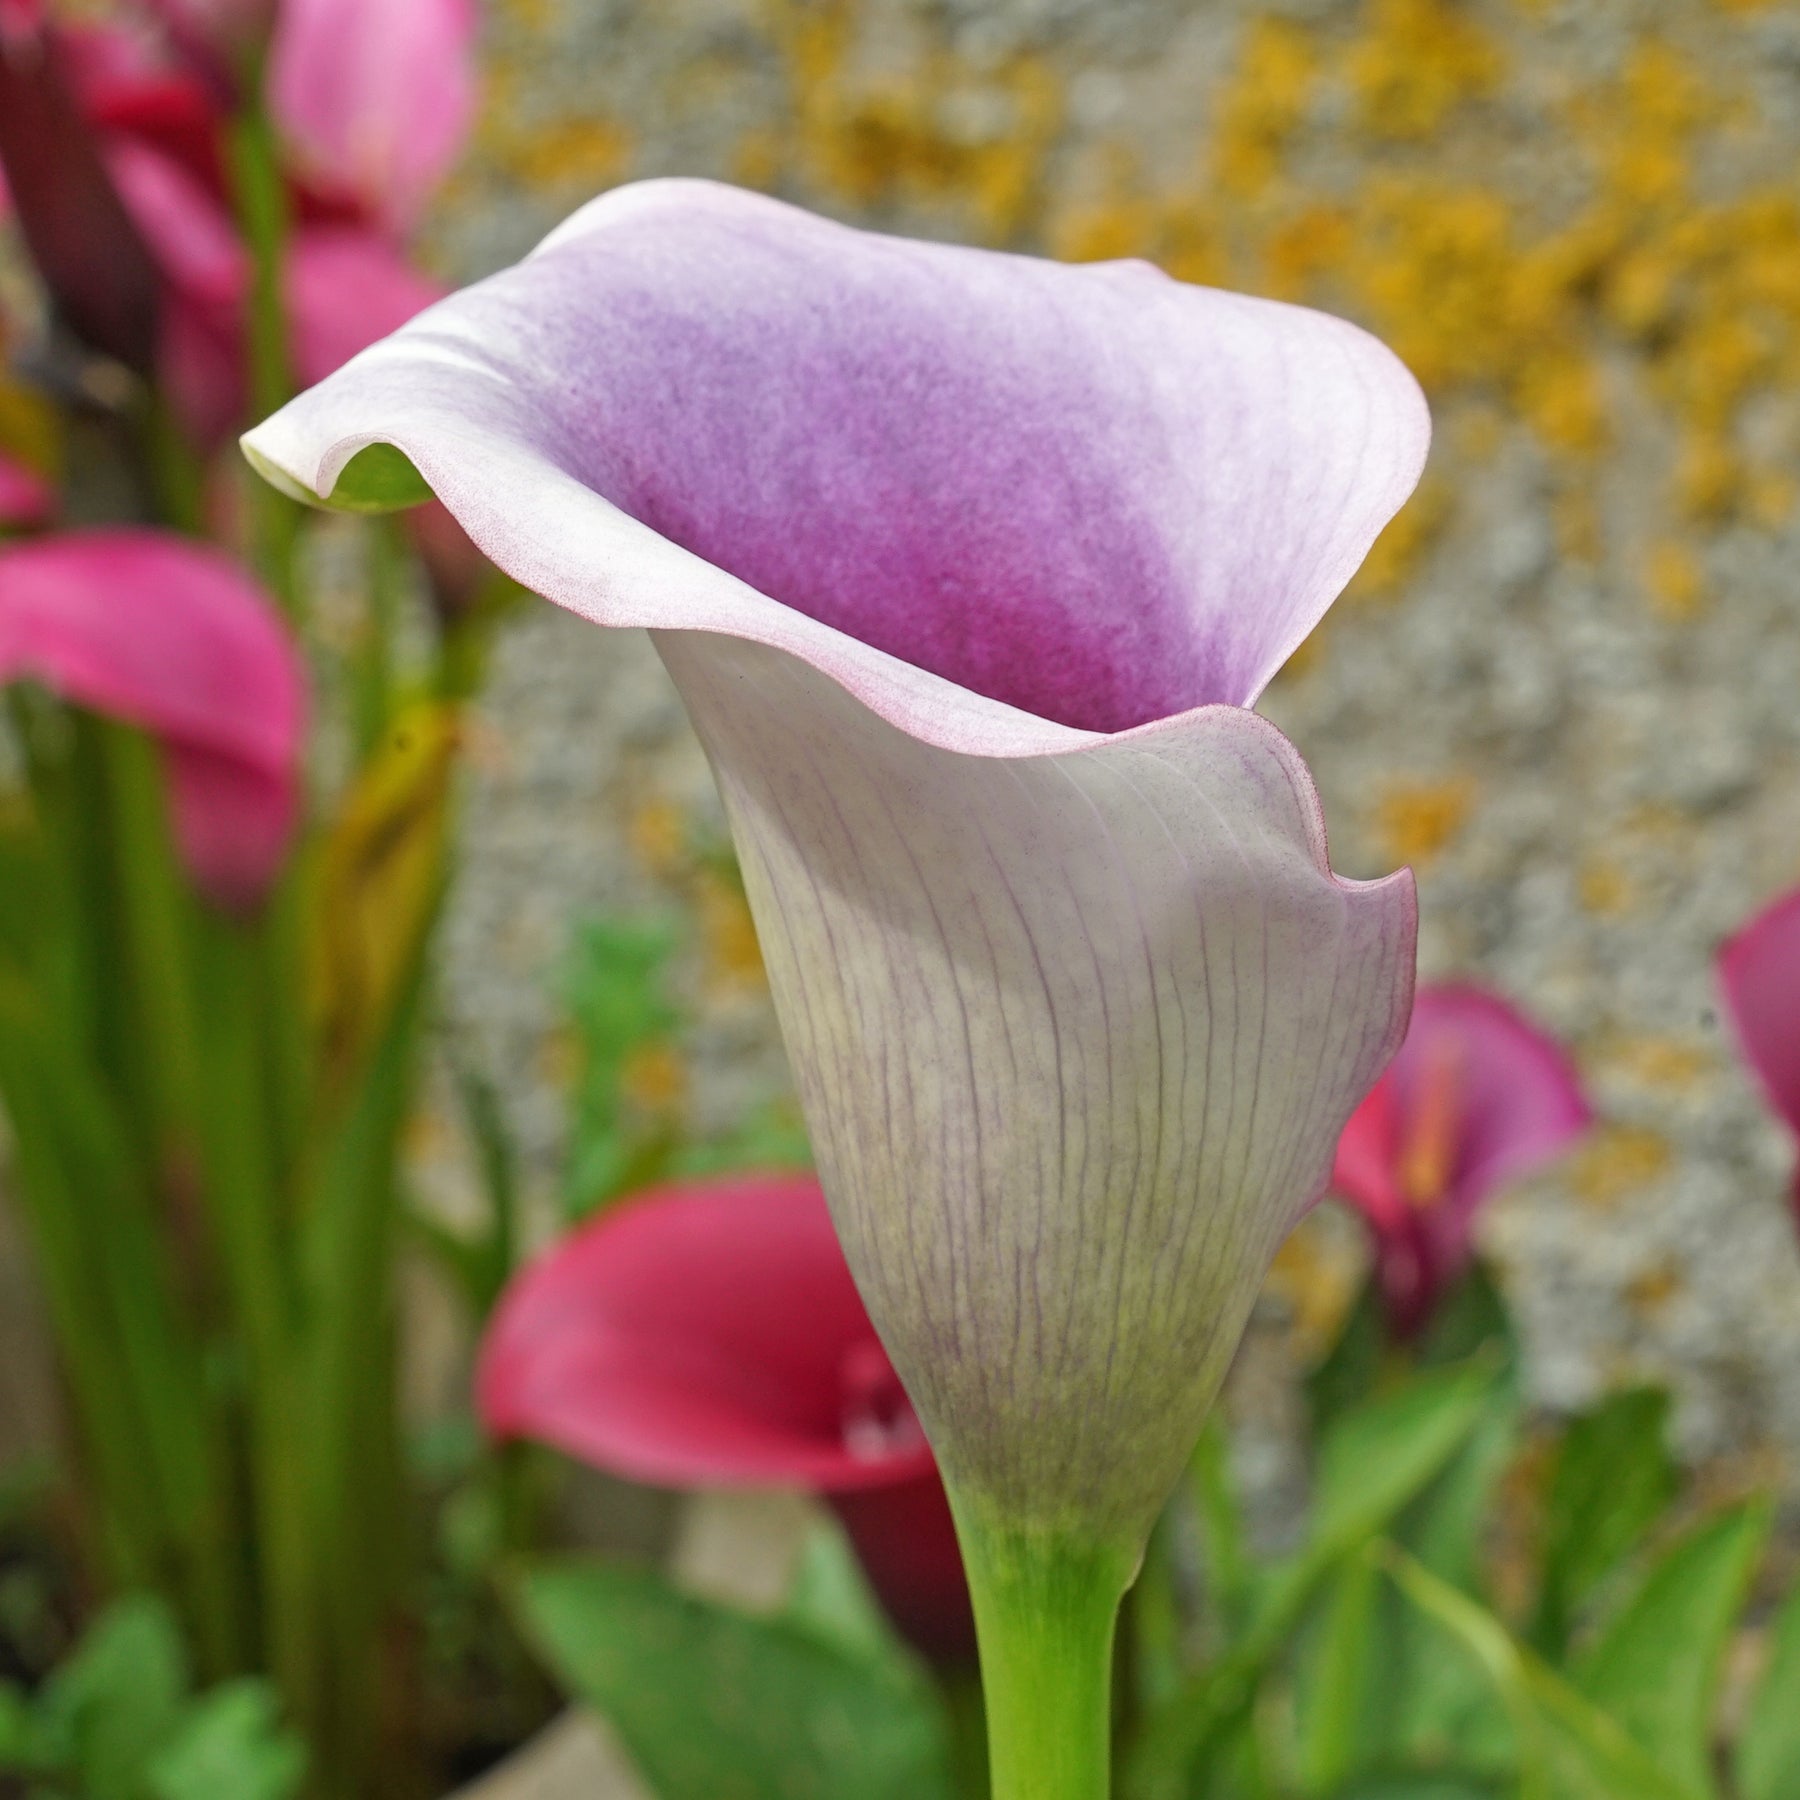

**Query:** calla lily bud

left=1720, top=888, right=1800, bottom=1222
left=1332, top=984, right=1591, bottom=1337
left=0, top=529, right=307, bottom=909
left=243, top=179, right=1426, bottom=1793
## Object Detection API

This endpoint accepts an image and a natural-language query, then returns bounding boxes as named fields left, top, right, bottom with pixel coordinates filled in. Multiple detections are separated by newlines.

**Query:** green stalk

left=952, top=1501, right=1137, bottom=1800
left=225, top=105, right=300, bottom=612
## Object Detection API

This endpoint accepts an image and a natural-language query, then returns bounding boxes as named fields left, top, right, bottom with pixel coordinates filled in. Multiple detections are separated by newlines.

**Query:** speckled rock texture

left=425, top=0, right=1800, bottom=1492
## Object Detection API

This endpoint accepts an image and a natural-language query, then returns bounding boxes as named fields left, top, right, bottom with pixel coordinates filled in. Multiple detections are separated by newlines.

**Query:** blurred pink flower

left=478, top=1173, right=976, bottom=1665
left=1333, top=985, right=1590, bottom=1336
left=0, top=453, right=53, bottom=529
left=0, top=528, right=307, bottom=908
left=1719, top=888, right=1800, bottom=1215
left=267, top=0, right=477, bottom=235
left=0, top=14, right=451, bottom=443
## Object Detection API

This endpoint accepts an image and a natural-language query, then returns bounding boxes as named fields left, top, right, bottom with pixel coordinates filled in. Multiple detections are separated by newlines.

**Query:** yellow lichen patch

left=627, top=798, right=692, bottom=881
left=1577, top=857, right=1637, bottom=918
left=487, top=114, right=635, bottom=195
left=1345, top=0, right=1504, bottom=142
left=697, top=870, right=766, bottom=994
left=1643, top=539, right=1707, bottom=621
left=1263, top=1213, right=1366, bottom=1363
left=1212, top=16, right=1316, bottom=199
left=1373, top=775, right=1475, bottom=868
left=1570, top=1125, right=1672, bottom=1208
left=620, top=1042, right=689, bottom=1114
left=1598, top=1033, right=1713, bottom=1092
left=761, top=0, right=1061, bottom=243
left=1624, top=1258, right=1685, bottom=1317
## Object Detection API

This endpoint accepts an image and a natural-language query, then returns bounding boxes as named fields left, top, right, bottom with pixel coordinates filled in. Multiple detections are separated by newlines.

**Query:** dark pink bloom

left=0, top=528, right=307, bottom=908
left=477, top=1173, right=975, bottom=1664
left=0, top=453, right=53, bottom=529
left=1719, top=888, right=1800, bottom=1215
left=267, top=0, right=477, bottom=236
left=1333, top=985, right=1590, bottom=1337
left=0, top=13, right=452, bottom=444
left=0, top=7, right=165, bottom=374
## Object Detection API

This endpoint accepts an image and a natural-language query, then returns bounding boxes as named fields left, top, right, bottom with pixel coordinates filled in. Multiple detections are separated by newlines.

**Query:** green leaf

left=1572, top=1499, right=1769, bottom=1797
left=37, top=1596, right=191, bottom=1800
left=1311, top=1357, right=1503, bottom=1552
left=1531, top=1387, right=1677, bottom=1655
left=1294, top=1552, right=1384, bottom=1794
left=146, top=1681, right=307, bottom=1800
left=1736, top=1574, right=1800, bottom=1800
left=513, top=1558, right=955, bottom=1800
left=1127, top=1360, right=1499, bottom=1799
left=783, top=1518, right=907, bottom=1667
left=1415, top=1262, right=1513, bottom=1372
left=1380, top=1545, right=1691, bottom=1800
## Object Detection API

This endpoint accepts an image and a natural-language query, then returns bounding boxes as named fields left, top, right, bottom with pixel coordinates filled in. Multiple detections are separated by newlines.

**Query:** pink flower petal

left=478, top=1174, right=935, bottom=1493
left=1333, top=984, right=1590, bottom=1332
left=1720, top=887, right=1800, bottom=1139
left=0, top=12, right=164, bottom=373
left=477, top=1173, right=976, bottom=1660
left=267, top=0, right=476, bottom=235
left=287, top=226, right=445, bottom=387
left=249, top=181, right=1424, bottom=1545
left=0, top=529, right=307, bottom=908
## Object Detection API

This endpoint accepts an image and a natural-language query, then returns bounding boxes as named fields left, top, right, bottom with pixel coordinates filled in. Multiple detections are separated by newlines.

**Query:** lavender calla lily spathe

left=243, top=177, right=1427, bottom=1796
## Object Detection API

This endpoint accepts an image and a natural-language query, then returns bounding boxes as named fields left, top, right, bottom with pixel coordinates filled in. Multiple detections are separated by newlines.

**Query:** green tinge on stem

left=952, top=1500, right=1139, bottom=1800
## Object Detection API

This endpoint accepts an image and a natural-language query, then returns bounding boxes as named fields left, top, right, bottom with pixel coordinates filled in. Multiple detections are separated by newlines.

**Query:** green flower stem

left=225, top=105, right=300, bottom=613
left=953, top=1503, right=1138, bottom=1800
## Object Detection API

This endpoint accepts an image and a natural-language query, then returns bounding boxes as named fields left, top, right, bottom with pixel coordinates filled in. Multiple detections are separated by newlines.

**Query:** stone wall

left=430, top=0, right=1800, bottom=1483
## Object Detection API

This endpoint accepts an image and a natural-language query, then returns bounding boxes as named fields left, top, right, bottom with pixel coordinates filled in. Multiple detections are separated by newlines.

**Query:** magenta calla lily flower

left=0, top=453, right=53, bottom=530
left=1720, top=887, right=1800, bottom=1215
left=244, top=177, right=1424, bottom=1656
left=478, top=1174, right=975, bottom=1663
left=267, top=0, right=476, bottom=236
left=0, top=529, right=307, bottom=908
left=1332, top=984, right=1590, bottom=1337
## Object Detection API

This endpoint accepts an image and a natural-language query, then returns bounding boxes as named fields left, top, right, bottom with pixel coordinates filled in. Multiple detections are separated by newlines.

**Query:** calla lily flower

left=267, top=0, right=476, bottom=236
left=1719, top=887, right=1800, bottom=1218
left=1332, top=984, right=1591, bottom=1337
left=0, top=528, right=306, bottom=908
left=244, top=178, right=1425, bottom=1787
left=478, top=1173, right=975, bottom=1664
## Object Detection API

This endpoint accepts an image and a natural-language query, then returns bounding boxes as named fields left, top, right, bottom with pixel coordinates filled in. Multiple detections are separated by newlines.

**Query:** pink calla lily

left=478, top=1174, right=975, bottom=1663
left=267, top=0, right=477, bottom=236
left=0, top=528, right=307, bottom=908
left=245, top=179, right=1426, bottom=1564
left=0, top=11, right=456, bottom=445
left=1332, top=984, right=1591, bottom=1337
left=1719, top=887, right=1800, bottom=1215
